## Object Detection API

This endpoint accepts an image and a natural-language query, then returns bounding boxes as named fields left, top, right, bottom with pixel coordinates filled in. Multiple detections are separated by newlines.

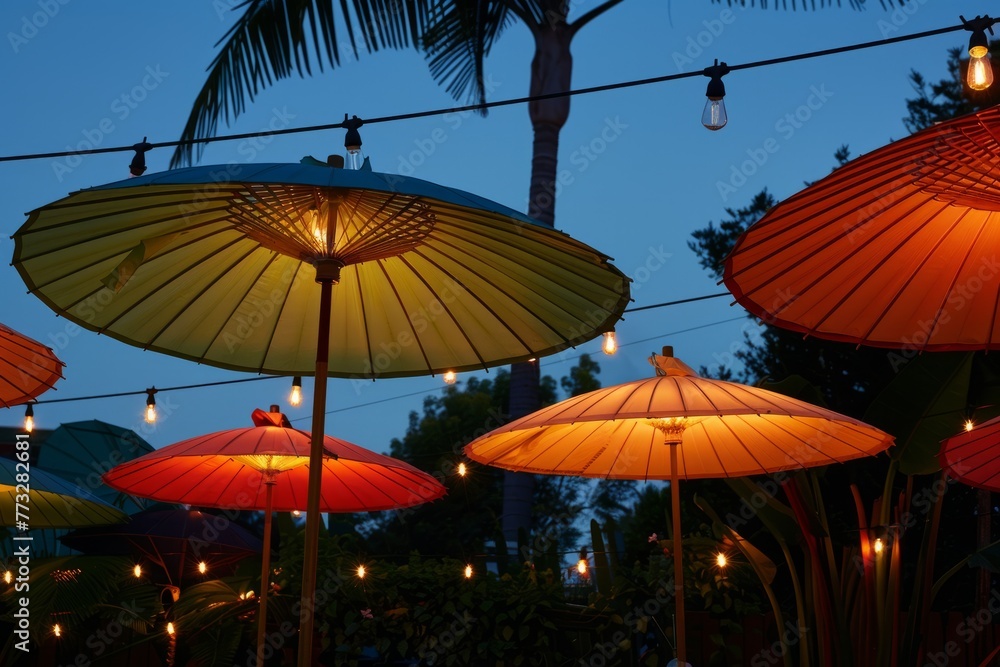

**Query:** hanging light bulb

left=3, top=570, right=11, bottom=584
left=701, top=59, right=731, bottom=131
left=167, top=622, right=176, bottom=636
left=356, top=564, right=366, bottom=579
left=53, top=623, right=62, bottom=638
left=873, top=537, right=885, bottom=554
left=716, top=553, right=728, bottom=568
left=601, top=331, right=618, bottom=356
left=292, top=510, right=302, bottom=517
left=443, top=370, right=457, bottom=385
left=198, top=561, right=207, bottom=574
left=145, top=388, right=157, bottom=424
left=963, top=15, right=996, bottom=91
left=464, top=564, right=473, bottom=579
left=343, top=114, right=364, bottom=169
left=24, top=403, right=34, bottom=433
left=457, top=462, right=468, bottom=477
left=133, top=564, right=142, bottom=578
left=289, top=376, right=303, bottom=407
left=577, top=558, right=588, bottom=575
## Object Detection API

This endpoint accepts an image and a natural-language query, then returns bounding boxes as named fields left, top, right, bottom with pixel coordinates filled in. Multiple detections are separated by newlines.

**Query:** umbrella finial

left=649, top=347, right=698, bottom=378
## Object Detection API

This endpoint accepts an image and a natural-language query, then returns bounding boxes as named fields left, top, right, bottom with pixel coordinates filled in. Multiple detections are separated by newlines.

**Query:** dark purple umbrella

left=60, top=507, right=262, bottom=588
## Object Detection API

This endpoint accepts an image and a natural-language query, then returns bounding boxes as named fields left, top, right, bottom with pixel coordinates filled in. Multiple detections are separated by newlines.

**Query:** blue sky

left=0, top=1, right=991, bottom=464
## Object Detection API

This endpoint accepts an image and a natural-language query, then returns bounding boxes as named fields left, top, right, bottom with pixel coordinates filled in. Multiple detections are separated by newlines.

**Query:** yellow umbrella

left=464, top=347, right=892, bottom=664
left=12, top=160, right=630, bottom=664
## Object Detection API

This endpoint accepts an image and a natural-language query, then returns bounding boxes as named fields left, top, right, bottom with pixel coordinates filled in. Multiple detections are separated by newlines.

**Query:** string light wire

left=0, top=21, right=970, bottom=166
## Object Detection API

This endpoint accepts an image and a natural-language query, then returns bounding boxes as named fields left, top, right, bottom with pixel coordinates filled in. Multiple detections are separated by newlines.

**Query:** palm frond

left=0, top=555, right=159, bottom=642
left=172, top=0, right=434, bottom=167
left=422, top=1, right=515, bottom=111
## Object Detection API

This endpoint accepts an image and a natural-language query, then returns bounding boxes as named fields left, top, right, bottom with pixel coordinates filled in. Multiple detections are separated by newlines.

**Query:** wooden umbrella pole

left=671, top=442, right=686, bottom=664
left=257, top=478, right=275, bottom=667
left=298, top=273, right=335, bottom=667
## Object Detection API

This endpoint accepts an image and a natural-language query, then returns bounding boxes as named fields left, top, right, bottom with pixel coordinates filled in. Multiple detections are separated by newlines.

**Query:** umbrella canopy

left=38, top=420, right=154, bottom=514
left=11, top=159, right=624, bottom=665
left=0, top=321, right=63, bottom=408
left=13, top=162, right=629, bottom=377
left=465, top=347, right=893, bottom=663
left=465, top=350, right=893, bottom=479
left=723, top=104, right=1000, bottom=351
left=103, top=406, right=445, bottom=511
left=103, top=405, right=445, bottom=663
left=939, top=416, right=1000, bottom=491
left=60, top=508, right=262, bottom=588
left=0, top=458, right=126, bottom=528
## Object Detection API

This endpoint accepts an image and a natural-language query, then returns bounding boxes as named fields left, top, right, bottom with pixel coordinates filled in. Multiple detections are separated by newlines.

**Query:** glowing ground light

left=965, top=419, right=975, bottom=432
left=874, top=538, right=885, bottom=554
left=356, top=565, right=366, bottom=579
left=167, top=622, right=175, bottom=636
left=3, top=571, right=11, bottom=584
left=716, top=553, right=727, bottom=568
left=464, top=564, right=473, bottom=579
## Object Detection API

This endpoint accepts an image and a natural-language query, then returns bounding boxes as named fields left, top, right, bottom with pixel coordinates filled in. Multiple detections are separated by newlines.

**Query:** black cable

left=0, top=21, right=967, bottom=165
left=29, top=375, right=279, bottom=406
left=624, top=292, right=730, bottom=313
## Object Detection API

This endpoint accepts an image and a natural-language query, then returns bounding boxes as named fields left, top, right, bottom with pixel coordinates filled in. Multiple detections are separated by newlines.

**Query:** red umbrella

left=103, top=406, right=446, bottom=665
left=0, top=321, right=63, bottom=408
left=723, top=104, right=1000, bottom=351
left=939, top=416, right=1000, bottom=490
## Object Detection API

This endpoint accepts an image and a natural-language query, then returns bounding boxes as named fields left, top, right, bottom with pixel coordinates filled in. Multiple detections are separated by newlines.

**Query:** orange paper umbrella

left=0, top=321, right=63, bottom=408
left=723, top=104, right=1000, bottom=351
left=103, top=406, right=445, bottom=665
left=939, top=416, right=1000, bottom=490
left=464, top=347, right=892, bottom=664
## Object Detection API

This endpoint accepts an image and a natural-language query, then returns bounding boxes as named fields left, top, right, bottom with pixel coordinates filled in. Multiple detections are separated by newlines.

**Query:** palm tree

left=172, top=0, right=905, bottom=607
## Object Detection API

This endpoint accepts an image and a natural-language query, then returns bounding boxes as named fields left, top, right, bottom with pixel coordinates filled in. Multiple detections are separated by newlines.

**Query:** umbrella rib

left=20, top=215, right=236, bottom=292
left=355, top=266, right=377, bottom=379
left=420, top=233, right=588, bottom=342
left=395, top=254, right=493, bottom=369
left=804, top=196, right=956, bottom=339
left=194, top=253, right=283, bottom=369
left=725, top=141, right=932, bottom=263
left=256, top=260, right=309, bottom=370
left=103, top=238, right=263, bottom=344
left=16, top=188, right=234, bottom=238
left=374, top=259, right=434, bottom=372
left=431, top=216, right=622, bottom=288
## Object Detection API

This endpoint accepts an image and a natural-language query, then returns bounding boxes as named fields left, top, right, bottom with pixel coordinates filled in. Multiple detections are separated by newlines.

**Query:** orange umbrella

left=464, top=347, right=893, bottom=664
left=723, top=104, right=1000, bottom=351
left=939, top=416, right=1000, bottom=490
left=0, top=321, right=63, bottom=408
left=103, top=406, right=445, bottom=666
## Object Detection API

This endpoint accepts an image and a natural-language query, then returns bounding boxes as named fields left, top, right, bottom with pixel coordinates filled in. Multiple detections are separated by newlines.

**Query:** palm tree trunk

left=502, top=19, right=573, bottom=543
